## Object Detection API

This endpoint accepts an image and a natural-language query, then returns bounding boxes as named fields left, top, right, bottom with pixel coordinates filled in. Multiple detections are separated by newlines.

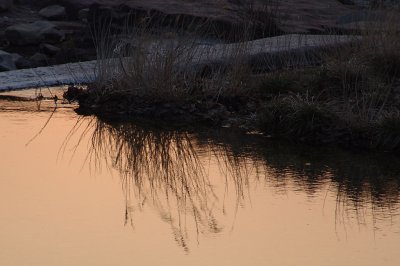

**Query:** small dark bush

left=258, top=97, right=337, bottom=143
left=369, top=53, right=400, bottom=80
left=257, top=74, right=294, bottom=96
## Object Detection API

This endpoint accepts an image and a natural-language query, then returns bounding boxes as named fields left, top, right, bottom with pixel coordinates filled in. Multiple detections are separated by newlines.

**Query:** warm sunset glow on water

left=0, top=89, right=400, bottom=265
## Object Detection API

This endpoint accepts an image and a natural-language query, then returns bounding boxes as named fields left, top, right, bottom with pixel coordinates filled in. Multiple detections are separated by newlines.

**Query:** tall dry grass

left=257, top=8, right=400, bottom=150
left=84, top=1, right=285, bottom=106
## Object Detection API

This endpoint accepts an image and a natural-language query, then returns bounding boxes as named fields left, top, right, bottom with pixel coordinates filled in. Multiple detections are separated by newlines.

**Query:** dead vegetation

left=64, top=4, right=400, bottom=152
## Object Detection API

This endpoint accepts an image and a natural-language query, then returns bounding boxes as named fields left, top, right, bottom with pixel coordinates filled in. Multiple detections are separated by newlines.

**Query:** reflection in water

left=66, top=118, right=232, bottom=251
left=65, top=116, right=400, bottom=251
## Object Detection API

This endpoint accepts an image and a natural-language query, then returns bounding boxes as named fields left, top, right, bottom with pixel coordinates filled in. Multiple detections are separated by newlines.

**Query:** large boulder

left=349, top=0, right=400, bottom=8
left=0, top=50, right=16, bottom=71
left=5, top=21, right=65, bottom=46
left=11, top=0, right=355, bottom=34
left=0, top=0, right=13, bottom=12
left=29, top=52, right=48, bottom=67
left=39, top=5, right=67, bottom=20
left=40, top=43, right=60, bottom=55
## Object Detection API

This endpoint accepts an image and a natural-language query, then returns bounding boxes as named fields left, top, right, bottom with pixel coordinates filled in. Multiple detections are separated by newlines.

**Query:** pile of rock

left=0, top=50, right=15, bottom=71
left=0, top=2, right=94, bottom=71
left=5, top=20, right=65, bottom=46
left=0, top=0, right=393, bottom=72
left=0, top=0, right=12, bottom=12
left=349, top=0, right=400, bottom=8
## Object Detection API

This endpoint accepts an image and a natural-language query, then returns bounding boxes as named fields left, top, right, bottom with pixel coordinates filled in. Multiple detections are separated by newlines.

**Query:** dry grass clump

left=77, top=0, right=285, bottom=111
left=258, top=95, right=338, bottom=143
left=257, top=10, right=400, bottom=150
left=234, top=0, right=281, bottom=39
left=83, top=14, right=257, bottom=110
left=75, top=2, right=400, bottom=151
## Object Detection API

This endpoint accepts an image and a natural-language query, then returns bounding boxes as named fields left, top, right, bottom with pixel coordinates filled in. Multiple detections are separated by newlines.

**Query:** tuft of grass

left=86, top=11, right=266, bottom=108
left=257, top=73, right=294, bottom=96
left=235, top=0, right=282, bottom=39
left=259, top=96, right=337, bottom=143
left=369, top=52, right=400, bottom=80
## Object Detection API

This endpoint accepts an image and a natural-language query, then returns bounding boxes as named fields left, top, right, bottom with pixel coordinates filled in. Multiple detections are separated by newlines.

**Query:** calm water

left=1, top=88, right=400, bottom=265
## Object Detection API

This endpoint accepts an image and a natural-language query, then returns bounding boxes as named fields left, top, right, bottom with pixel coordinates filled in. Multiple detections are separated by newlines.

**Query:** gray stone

left=0, top=0, right=13, bottom=12
left=39, top=5, right=67, bottom=20
left=10, top=53, right=30, bottom=69
left=5, top=21, right=65, bottom=46
left=15, top=57, right=32, bottom=69
left=0, top=34, right=359, bottom=91
left=40, top=43, right=60, bottom=55
left=78, top=8, right=89, bottom=21
left=336, top=10, right=387, bottom=25
left=11, top=53, right=21, bottom=63
left=30, top=52, right=48, bottom=67
left=51, top=21, right=86, bottom=31
left=0, top=50, right=16, bottom=71
left=349, top=0, right=400, bottom=8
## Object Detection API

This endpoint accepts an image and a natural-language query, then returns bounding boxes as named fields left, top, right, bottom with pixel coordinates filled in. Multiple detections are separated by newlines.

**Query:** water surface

left=0, top=88, right=399, bottom=265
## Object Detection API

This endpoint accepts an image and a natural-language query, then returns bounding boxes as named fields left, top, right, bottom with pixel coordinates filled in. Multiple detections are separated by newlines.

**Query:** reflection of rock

left=5, top=21, right=65, bottom=46
left=0, top=0, right=13, bottom=12
left=0, top=50, right=16, bottom=71
left=39, top=5, right=67, bottom=20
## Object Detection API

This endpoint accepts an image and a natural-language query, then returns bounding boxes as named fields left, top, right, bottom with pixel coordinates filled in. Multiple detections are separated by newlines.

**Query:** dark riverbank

left=64, top=7, right=400, bottom=154
left=1, top=0, right=396, bottom=153
left=66, top=62, right=400, bottom=154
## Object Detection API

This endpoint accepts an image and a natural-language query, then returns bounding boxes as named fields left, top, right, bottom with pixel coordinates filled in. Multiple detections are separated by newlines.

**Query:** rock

left=40, top=43, right=60, bottom=55
left=29, top=52, right=48, bottom=67
left=0, top=0, right=13, bottom=12
left=10, top=53, right=31, bottom=69
left=78, top=8, right=89, bottom=21
left=54, top=47, right=95, bottom=64
left=0, top=50, right=16, bottom=71
left=336, top=9, right=400, bottom=32
left=39, top=5, right=67, bottom=20
left=12, top=54, right=31, bottom=69
left=5, top=21, right=65, bottom=46
left=0, top=31, right=9, bottom=48
left=11, top=53, right=21, bottom=63
left=16, top=0, right=355, bottom=34
left=336, top=10, right=387, bottom=25
left=348, top=0, right=400, bottom=8
left=0, top=34, right=358, bottom=91
left=51, top=21, right=86, bottom=31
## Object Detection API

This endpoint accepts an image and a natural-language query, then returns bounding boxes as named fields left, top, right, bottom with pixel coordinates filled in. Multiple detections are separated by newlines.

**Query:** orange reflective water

left=0, top=89, right=399, bottom=266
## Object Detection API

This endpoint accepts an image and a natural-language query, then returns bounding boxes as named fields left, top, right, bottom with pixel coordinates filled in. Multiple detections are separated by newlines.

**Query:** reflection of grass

left=64, top=116, right=400, bottom=251
left=89, top=120, right=231, bottom=252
